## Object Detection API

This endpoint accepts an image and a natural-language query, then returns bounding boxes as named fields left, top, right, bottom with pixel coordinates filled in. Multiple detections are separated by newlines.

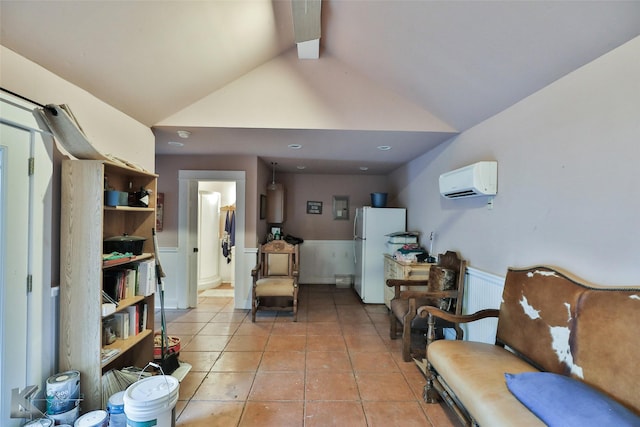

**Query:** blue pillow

left=505, top=372, right=640, bottom=427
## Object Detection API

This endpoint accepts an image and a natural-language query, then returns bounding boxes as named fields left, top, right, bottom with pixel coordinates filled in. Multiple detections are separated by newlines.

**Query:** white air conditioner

left=439, top=161, right=497, bottom=199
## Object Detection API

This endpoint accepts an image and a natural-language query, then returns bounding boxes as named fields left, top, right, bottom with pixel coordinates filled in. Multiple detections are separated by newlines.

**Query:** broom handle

left=152, top=228, right=169, bottom=358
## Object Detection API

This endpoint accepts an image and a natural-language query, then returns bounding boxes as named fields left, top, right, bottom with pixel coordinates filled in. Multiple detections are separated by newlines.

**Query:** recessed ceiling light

left=296, top=165, right=306, bottom=170
left=177, top=130, right=191, bottom=139
left=359, top=166, right=369, bottom=171
left=168, top=141, right=184, bottom=147
left=377, top=145, right=391, bottom=151
left=288, top=144, right=302, bottom=149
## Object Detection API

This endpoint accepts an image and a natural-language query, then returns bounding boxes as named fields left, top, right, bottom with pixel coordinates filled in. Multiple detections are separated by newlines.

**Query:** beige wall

left=155, top=154, right=393, bottom=247
left=0, top=46, right=155, bottom=172
left=155, top=154, right=260, bottom=248
left=274, top=172, right=391, bottom=241
left=1, top=46, right=157, bottom=286
left=391, top=36, right=640, bottom=285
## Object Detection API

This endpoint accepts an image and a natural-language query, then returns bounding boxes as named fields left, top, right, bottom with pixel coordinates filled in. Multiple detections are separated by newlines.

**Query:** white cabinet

left=383, top=254, right=432, bottom=309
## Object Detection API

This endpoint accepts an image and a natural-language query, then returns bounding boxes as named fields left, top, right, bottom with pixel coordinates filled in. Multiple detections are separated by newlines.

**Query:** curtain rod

left=1, top=88, right=60, bottom=115
left=1, top=87, right=49, bottom=110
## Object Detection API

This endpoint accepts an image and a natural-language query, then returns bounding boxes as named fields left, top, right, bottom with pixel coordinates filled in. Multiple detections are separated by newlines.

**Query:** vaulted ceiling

left=2, top=1, right=639, bottom=173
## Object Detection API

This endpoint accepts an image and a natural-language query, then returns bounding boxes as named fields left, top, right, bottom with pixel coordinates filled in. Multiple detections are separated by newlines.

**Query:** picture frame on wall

left=307, top=201, right=323, bottom=214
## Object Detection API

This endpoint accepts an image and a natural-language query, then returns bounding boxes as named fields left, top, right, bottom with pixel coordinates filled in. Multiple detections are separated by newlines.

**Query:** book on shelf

left=113, top=312, right=129, bottom=340
left=141, top=303, right=148, bottom=331
left=104, top=265, right=144, bottom=302
left=126, top=305, right=139, bottom=336
left=136, top=259, right=156, bottom=297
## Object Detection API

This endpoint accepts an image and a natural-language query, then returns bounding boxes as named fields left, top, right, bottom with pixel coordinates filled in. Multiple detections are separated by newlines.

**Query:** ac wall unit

left=439, top=161, right=497, bottom=199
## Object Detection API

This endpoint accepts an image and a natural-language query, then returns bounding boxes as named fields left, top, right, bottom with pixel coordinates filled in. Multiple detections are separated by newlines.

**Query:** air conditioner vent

left=439, top=161, right=497, bottom=199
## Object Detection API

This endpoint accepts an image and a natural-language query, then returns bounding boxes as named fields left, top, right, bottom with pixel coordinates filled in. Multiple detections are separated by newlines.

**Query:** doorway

left=177, top=170, right=246, bottom=309
left=196, top=181, right=236, bottom=297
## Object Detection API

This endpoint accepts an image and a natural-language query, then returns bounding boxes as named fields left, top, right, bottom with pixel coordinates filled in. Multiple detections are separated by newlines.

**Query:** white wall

left=0, top=46, right=155, bottom=172
left=299, top=240, right=355, bottom=284
left=391, top=36, right=640, bottom=286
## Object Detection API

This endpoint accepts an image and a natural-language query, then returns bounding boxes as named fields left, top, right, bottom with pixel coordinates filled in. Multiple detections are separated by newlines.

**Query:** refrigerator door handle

left=353, top=239, right=357, bottom=265
left=353, top=209, right=359, bottom=239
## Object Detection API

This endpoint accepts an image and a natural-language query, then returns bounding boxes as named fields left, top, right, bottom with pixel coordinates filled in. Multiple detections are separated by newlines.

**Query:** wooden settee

left=418, top=266, right=640, bottom=427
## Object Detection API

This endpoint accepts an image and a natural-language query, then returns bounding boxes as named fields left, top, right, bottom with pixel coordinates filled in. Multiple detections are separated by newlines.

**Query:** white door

left=0, top=122, right=30, bottom=426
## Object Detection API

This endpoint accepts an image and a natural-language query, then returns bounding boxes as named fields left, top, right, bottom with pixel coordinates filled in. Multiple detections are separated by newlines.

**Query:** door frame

left=178, top=170, right=246, bottom=309
left=0, top=93, right=54, bottom=424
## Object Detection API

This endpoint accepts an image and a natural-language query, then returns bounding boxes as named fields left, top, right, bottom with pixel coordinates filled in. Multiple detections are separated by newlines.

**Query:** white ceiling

left=2, top=1, right=639, bottom=174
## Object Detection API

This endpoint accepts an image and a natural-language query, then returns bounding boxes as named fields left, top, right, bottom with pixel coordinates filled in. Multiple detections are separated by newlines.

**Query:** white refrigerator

left=353, top=207, right=406, bottom=303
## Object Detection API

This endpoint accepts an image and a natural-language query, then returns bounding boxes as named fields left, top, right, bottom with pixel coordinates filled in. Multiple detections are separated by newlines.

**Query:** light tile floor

left=159, top=284, right=461, bottom=427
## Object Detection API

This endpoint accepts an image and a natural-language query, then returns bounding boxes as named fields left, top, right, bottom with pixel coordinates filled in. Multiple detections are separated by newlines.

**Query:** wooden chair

left=251, top=240, right=299, bottom=322
left=386, top=251, right=466, bottom=362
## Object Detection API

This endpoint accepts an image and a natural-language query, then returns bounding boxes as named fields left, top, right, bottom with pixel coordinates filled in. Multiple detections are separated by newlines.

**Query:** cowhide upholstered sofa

left=418, top=266, right=640, bottom=427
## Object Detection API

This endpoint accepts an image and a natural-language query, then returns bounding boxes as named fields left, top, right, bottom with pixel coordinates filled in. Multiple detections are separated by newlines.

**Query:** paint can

left=46, top=370, right=80, bottom=415
left=73, top=410, right=109, bottom=427
left=107, top=391, right=126, bottom=427
left=124, top=375, right=179, bottom=427
left=24, top=419, right=54, bottom=427
left=48, top=404, right=80, bottom=425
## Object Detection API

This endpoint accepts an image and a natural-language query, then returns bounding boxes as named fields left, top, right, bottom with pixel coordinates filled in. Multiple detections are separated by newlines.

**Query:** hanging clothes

left=221, top=209, right=235, bottom=264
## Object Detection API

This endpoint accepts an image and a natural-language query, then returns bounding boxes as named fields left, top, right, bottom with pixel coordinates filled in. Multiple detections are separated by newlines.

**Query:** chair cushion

left=267, top=253, right=290, bottom=275
left=255, top=278, right=295, bottom=297
left=505, top=372, right=640, bottom=427
left=428, top=340, right=543, bottom=427
left=428, top=266, right=456, bottom=291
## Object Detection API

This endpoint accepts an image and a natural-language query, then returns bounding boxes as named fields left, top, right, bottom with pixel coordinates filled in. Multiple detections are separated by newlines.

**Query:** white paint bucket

left=74, top=410, right=109, bottom=427
left=124, top=375, right=179, bottom=427
left=46, top=370, right=80, bottom=415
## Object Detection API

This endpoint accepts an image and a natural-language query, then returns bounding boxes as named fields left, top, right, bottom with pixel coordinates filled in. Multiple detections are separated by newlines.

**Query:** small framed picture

left=306, top=201, right=323, bottom=214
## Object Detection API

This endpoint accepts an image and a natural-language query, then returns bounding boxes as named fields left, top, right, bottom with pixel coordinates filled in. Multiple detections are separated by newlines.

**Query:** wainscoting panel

left=461, top=267, right=505, bottom=343
left=299, top=240, right=355, bottom=284
left=156, top=247, right=179, bottom=309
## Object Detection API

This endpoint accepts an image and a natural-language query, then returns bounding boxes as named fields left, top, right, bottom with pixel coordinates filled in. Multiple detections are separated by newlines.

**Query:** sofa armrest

left=419, top=306, right=500, bottom=344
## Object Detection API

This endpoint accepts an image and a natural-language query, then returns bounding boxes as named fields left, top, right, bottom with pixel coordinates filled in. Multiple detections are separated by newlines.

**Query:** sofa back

left=496, top=266, right=640, bottom=413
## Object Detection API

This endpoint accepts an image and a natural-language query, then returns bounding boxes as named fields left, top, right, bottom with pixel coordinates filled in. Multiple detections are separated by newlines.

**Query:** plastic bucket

left=124, top=375, right=179, bottom=427
left=107, top=391, right=126, bottom=427
left=370, top=192, right=388, bottom=207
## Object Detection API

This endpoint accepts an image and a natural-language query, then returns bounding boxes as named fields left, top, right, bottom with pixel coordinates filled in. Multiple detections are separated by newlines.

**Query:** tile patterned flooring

left=161, top=284, right=461, bottom=427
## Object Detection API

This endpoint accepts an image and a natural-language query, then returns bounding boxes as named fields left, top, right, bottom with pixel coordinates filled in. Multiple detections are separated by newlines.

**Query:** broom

left=152, top=228, right=180, bottom=374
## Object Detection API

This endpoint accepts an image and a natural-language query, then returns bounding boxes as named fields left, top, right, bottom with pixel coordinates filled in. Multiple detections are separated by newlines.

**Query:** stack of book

left=110, top=302, right=148, bottom=340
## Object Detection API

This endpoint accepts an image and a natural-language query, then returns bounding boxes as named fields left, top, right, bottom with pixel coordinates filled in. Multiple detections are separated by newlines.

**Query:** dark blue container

left=370, top=192, right=388, bottom=207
